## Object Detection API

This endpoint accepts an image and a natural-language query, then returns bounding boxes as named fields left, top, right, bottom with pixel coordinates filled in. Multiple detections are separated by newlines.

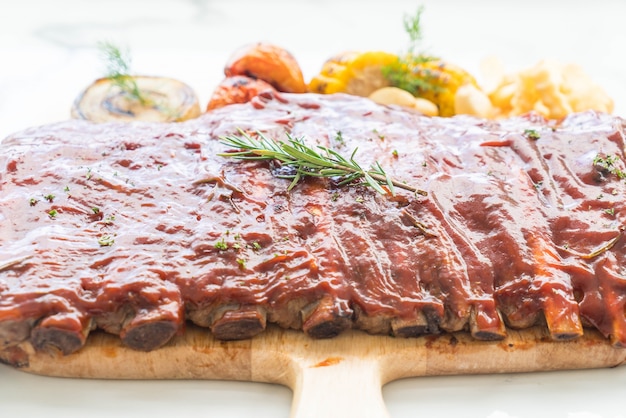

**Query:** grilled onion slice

left=71, top=75, right=201, bottom=123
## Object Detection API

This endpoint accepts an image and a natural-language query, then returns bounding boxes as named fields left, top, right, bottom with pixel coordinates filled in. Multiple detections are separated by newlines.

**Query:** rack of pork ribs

left=1, top=91, right=626, bottom=358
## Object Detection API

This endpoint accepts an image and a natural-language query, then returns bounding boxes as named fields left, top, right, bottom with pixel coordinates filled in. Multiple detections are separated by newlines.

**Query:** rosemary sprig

left=218, top=130, right=426, bottom=197
left=98, top=41, right=152, bottom=106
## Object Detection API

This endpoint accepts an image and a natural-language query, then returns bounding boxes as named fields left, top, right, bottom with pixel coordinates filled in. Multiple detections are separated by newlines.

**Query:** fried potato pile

left=483, top=57, right=614, bottom=119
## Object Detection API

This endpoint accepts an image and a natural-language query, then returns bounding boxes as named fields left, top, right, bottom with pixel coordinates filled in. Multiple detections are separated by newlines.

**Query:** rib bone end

left=121, top=320, right=179, bottom=351
left=210, top=306, right=267, bottom=341
left=301, top=297, right=352, bottom=339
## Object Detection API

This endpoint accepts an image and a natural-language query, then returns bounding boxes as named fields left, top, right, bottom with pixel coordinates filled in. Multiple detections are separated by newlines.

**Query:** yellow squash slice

left=309, top=51, right=479, bottom=117
left=308, top=51, right=398, bottom=97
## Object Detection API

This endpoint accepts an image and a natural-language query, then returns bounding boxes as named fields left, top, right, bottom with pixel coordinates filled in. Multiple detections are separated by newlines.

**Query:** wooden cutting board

left=3, top=325, right=626, bottom=418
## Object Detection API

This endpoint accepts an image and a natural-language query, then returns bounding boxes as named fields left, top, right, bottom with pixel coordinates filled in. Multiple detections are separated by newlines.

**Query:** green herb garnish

left=99, top=41, right=152, bottom=106
left=593, top=154, right=626, bottom=179
left=48, top=209, right=58, bottom=218
left=236, top=258, right=247, bottom=270
left=334, top=131, right=345, bottom=147
left=219, top=130, right=426, bottom=197
left=215, top=238, right=228, bottom=251
left=98, top=234, right=115, bottom=246
left=381, top=7, right=440, bottom=96
left=523, top=129, right=541, bottom=140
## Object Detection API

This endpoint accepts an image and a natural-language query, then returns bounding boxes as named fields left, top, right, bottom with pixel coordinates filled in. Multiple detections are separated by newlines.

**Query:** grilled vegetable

left=308, top=51, right=398, bottom=97
left=206, top=76, right=276, bottom=111
left=394, top=59, right=478, bottom=117
left=224, top=42, right=307, bottom=93
left=71, top=76, right=201, bottom=123
left=368, top=86, right=439, bottom=116
left=309, top=51, right=477, bottom=117
left=73, top=43, right=201, bottom=123
left=309, top=7, right=479, bottom=117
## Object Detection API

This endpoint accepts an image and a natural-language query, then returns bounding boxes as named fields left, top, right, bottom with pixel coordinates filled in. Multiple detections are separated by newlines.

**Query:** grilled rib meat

left=1, top=92, right=625, bottom=355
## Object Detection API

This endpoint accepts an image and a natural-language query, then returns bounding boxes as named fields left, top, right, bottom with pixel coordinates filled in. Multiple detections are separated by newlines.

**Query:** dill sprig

left=218, top=130, right=426, bottom=197
left=98, top=41, right=152, bottom=106
left=404, top=5, right=426, bottom=56
left=382, top=6, right=441, bottom=96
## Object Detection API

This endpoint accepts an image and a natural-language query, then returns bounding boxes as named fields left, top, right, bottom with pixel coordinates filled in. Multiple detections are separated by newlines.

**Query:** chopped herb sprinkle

left=594, top=154, right=626, bottom=179
left=215, top=238, right=228, bottom=251
left=523, top=129, right=541, bottom=140
left=334, top=131, right=345, bottom=145
left=98, top=234, right=115, bottom=246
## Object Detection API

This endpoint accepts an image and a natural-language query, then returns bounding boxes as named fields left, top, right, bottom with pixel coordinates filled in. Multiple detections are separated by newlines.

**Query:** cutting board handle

left=289, top=357, right=389, bottom=418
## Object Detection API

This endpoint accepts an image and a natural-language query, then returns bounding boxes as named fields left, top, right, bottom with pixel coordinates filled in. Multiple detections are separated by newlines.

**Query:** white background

left=1, top=1, right=626, bottom=417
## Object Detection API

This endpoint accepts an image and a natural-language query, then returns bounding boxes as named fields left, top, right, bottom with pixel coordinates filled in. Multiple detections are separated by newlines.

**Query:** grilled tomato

left=206, top=76, right=276, bottom=111
left=224, top=42, right=307, bottom=93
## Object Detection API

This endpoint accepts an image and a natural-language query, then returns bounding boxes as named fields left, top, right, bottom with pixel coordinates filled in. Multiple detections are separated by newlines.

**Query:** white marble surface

left=1, top=1, right=626, bottom=417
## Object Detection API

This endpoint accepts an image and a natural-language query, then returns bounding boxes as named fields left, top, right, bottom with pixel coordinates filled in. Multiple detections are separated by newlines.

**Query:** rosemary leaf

left=288, top=171, right=302, bottom=191
left=337, top=172, right=363, bottom=186
left=361, top=171, right=385, bottom=195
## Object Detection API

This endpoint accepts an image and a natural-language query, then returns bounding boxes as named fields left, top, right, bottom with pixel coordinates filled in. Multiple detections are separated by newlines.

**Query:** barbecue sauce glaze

left=1, top=92, right=625, bottom=352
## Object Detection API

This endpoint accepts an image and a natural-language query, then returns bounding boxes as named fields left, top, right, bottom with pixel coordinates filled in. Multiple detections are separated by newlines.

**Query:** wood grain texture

left=2, top=325, right=625, bottom=418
